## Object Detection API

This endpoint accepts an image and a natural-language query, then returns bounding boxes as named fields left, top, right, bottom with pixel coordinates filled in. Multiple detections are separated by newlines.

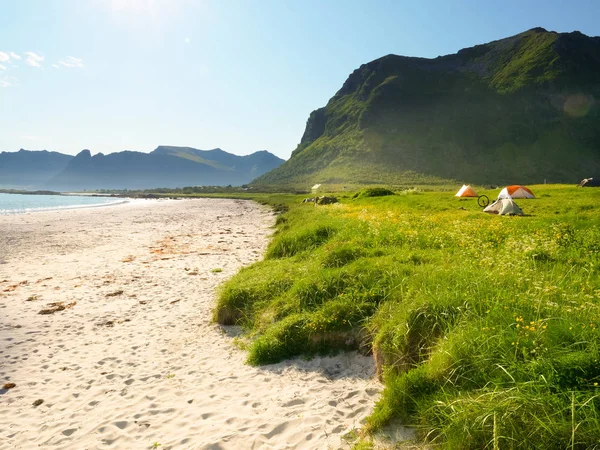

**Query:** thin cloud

left=58, top=56, right=84, bottom=68
left=0, top=76, right=18, bottom=87
left=185, top=37, right=191, bottom=44
left=52, top=63, right=60, bottom=69
left=24, top=52, right=44, bottom=67
left=9, top=52, right=21, bottom=60
left=0, top=52, right=9, bottom=62
left=0, top=65, right=6, bottom=71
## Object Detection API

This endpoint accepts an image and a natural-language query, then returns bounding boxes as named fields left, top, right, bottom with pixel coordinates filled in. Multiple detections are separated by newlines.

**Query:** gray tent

left=483, top=198, right=524, bottom=216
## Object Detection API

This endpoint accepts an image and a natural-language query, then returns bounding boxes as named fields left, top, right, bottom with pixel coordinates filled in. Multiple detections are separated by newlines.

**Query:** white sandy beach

left=0, top=198, right=380, bottom=449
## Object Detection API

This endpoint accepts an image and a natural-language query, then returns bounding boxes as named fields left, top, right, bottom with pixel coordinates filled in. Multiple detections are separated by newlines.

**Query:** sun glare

left=106, top=0, right=167, bottom=16
left=95, top=0, right=194, bottom=27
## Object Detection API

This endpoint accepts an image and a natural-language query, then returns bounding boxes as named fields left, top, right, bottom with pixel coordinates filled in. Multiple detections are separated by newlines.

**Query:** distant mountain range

left=254, top=28, right=600, bottom=187
left=0, top=146, right=285, bottom=190
left=0, top=150, right=73, bottom=189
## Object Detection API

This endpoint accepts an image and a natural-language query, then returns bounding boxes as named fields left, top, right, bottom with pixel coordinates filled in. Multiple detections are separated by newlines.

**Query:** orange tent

left=498, top=185, right=535, bottom=199
left=455, top=185, right=478, bottom=197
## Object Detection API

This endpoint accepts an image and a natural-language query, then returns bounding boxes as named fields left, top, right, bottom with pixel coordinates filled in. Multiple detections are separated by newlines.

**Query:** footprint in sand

left=365, top=387, right=379, bottom=396
left=330, top=424, right=345, bottom=434
left=264, top=423, right=288, bottom=439
left=281, top=398, right=304, bottom=407
left=114, top=421, right=128, bottom=430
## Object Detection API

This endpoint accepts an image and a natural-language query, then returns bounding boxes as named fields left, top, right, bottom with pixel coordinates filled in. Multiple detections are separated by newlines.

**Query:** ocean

left=0, top=193, right=128, bottom=214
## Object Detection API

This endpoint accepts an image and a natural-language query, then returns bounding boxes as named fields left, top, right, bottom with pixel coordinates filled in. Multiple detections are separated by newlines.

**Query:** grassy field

left=213, top=185, right=600, bottom=449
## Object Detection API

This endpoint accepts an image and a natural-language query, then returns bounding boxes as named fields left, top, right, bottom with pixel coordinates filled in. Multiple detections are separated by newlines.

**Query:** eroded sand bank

left=0, top=198, right=379, bottom=449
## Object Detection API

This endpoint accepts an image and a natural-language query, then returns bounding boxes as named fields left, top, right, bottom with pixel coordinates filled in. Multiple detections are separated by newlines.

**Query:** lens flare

left=563, top=94, right=593, bottom=117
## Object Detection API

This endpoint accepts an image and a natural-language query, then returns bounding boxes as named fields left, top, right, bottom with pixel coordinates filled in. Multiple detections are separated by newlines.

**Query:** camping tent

left=483, top=199, right=524, bottom=216
left=498, top=185, right=535, bottom=199
left=579, top=178, right=600, bottom=187
left=455, top=185, right=478, bottom=197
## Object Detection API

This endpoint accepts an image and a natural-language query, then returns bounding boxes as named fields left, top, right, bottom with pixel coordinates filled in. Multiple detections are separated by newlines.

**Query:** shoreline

left=0, top=198, right=132, bottom=215
left=0, top=191, right=156, bottom=216
left=0, top=198, right=379, bottom=449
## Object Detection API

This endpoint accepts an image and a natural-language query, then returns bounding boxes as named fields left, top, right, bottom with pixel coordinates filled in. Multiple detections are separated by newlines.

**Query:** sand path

left=0, top=198, right=379, bottom=449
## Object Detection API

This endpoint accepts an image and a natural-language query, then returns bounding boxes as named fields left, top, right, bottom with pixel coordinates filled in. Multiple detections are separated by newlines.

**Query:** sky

left=1, top=0, right=599, bottom=160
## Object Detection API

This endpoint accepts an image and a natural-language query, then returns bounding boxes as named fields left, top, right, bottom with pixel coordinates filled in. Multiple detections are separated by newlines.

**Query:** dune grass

left=213, top=185, right=600, bottom=448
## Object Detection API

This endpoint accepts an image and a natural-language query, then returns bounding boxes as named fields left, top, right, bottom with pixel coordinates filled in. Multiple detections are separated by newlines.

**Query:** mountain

left=48, top=146, right=284, bottom=190
left=0, top=147, right=284, bottom=191
left=253, top=28, right=600, bottom=187
left=0, top=149, right=73, bottom=189
left=151, top=146, right=284, bottom=178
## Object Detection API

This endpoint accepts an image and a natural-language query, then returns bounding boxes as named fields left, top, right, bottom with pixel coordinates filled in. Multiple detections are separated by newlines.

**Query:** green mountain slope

left=151, top=146, right=284, bottom=177
left=253, top=28, right=600, bottom=187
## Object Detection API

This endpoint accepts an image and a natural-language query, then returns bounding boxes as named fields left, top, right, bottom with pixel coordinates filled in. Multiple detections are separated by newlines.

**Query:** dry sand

left=0, top=198, right=380, bottom=449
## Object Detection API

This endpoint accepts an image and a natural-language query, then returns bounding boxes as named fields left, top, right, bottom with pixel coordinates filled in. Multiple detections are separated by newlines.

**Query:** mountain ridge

left=0, top=149, right=74, bottom=190
left=254, top=28, right=600, bottom=187
left=0, top=146, right=284, bottom=190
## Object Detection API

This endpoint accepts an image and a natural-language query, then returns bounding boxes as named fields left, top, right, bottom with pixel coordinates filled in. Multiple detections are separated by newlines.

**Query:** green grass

left=353, top=187, right=395, bottom=199
left=213, top=184, right=600, bottom=448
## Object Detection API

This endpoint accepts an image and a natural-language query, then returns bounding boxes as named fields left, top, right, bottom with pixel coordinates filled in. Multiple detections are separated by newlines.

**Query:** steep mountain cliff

left=253, top=28, right=600, bottom=187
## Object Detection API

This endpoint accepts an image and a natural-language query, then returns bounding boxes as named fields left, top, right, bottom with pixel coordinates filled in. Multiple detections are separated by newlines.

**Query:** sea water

left=0, top=193, right=128, bottom=214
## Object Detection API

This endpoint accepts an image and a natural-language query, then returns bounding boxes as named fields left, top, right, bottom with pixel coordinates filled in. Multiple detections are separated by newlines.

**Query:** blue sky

left=1, top=0, right=599, bottom=159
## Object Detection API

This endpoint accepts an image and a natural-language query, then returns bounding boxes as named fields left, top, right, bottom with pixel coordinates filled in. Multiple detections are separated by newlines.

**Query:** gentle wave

left=0, top=197, right=129, bottom=215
